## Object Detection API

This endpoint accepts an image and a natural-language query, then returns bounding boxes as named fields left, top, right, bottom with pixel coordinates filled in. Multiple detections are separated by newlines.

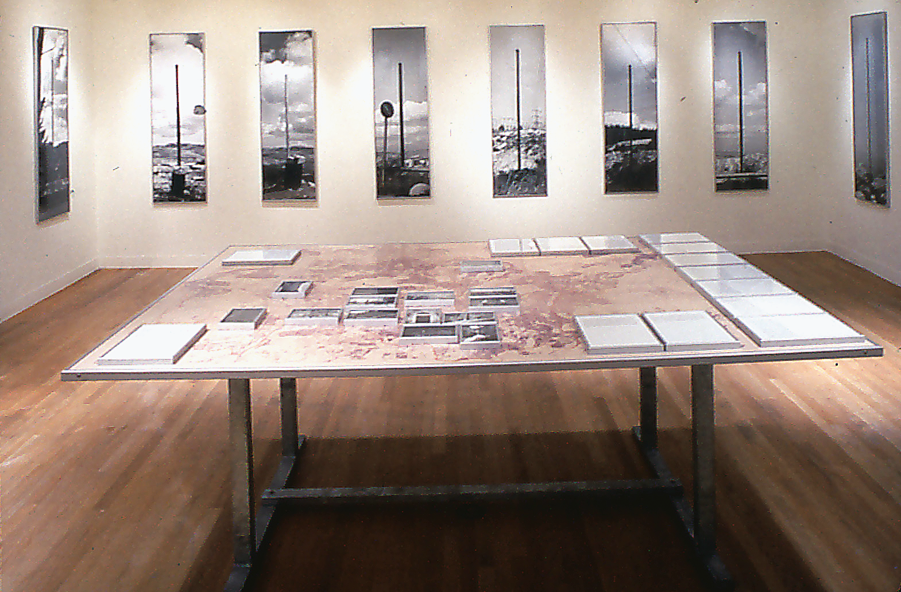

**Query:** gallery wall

left=0, top=0, right=96, bottom=322
left=1, top=0, right=897, bottom=321
left=827, top=0, right=900, bottom=285
left=86, top=0, right=838, bottom=268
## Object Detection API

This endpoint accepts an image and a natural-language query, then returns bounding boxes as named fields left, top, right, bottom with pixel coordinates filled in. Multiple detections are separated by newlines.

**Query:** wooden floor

left=2, top=253, right=901, bottom=592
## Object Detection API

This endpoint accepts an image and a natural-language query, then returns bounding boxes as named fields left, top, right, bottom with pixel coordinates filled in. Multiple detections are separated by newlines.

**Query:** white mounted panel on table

left=642, top=310, right=741, bottom=352
left=733, top=313, right=867, bottom=348
left=576, top=314, right=664, bottom=355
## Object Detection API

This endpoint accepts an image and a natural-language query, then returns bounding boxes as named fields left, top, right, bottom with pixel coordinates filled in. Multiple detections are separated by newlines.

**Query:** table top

left=62, top=240, right=882, bottom=381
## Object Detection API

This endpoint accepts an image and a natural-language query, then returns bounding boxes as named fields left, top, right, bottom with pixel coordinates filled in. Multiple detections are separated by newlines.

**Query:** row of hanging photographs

left=33, top=14, right=889, bottom=223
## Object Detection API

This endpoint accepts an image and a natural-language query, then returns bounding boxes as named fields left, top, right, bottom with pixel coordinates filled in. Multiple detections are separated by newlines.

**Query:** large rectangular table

left=63, top=239, right=882, bottom=591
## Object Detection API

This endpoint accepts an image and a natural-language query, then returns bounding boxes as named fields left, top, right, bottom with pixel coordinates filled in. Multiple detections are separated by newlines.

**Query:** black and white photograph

left=34, top=26, right=70, bottom=222
left=272, top=279, right=312, bottom=298
left=347, top=294, right=397, bottom=308
left=713, top=22, right=769, bottom=192
left=219, top=307, right=267, bottom=330
left=285, top=308, right=342, bottom=325
left=150, top=33, right=206, bottom=203
left=373, top=27, right=430, bottom=199
left=851, top=12, right=890, bottom=207
left=344, top=308, right=401, bottom=326
left=490, top=25, right=547, bottom=197
left=460, top=260, right=505, bottom=273
left=460, top=322, right=501, bottom=348
left=398, top=324, right=459, bottom=345
left=405, top=290, right=455, bottom=307
left=259, top=31, right=317, bottom=201
left=404, top=308, right=442, bottom=325
left=601, top=22, right=658, bottom=194
left=351, top=286, right=400, bottom=296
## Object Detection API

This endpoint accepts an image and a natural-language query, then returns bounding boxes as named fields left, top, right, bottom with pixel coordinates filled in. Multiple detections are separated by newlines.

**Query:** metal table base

left=223, top=366, right=733, bottom=592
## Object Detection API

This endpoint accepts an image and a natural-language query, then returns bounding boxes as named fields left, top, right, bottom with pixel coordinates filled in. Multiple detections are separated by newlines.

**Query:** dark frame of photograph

left=259, top=30, right=317, bottom=201
left=150, top=33, right=207, bottom=203
left=713, top=21, right=769, bottom=192
left=34, top=26, right=70, bottom=222
left=851, top=12, right=890, bottom=207
left=372, top=26, right=431, bottom=200
left=490, top=24, right=547, bottom=198
left=601, top=22, right=659, bottom=194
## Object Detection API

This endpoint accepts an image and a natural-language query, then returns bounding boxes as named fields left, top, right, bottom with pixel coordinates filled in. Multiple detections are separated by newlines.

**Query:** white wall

left=0, top=0, right=97, bottom=322
left=87, top=0, right=838, bottom=268
left=826, top=0, right=900, bottom=286
left=3, top=0, right=897, bottom=321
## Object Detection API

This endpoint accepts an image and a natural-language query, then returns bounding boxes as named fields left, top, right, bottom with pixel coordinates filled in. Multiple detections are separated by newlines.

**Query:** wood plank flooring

left=2, top=253, right=901, bottom=592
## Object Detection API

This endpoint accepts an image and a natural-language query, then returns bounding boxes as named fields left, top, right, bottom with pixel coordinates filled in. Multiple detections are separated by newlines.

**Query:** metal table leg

left=228, top=378, right=255, bottom=567
left=280, top=378, right=298, bottom=458
left=634, top=365, right=733, bottom=590
left=639, top=366, right=658, bottom=450
left=691, top=364, right=716, bottom=558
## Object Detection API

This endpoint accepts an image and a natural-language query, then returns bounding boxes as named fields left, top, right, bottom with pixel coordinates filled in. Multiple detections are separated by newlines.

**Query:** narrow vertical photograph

left=490, top=24, right=547, bottom=197
left=34, top=26, right=70, bottom=222
left=150, top=33, right=206, bottom=203
left=373, top=27, right=430, bottom=199
left=601, top=22, right=658, bottom=194
left=260, top=31, right=317, bottom=201
left=713, top=22, right=768, bottom=192
left=852, top=12, right=890, bottom=207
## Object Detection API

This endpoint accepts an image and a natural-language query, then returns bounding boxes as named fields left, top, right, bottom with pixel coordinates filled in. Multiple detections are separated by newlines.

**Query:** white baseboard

left=827, top=242, right=901, bottom=289
left=1, top=260, right=99, bottom=323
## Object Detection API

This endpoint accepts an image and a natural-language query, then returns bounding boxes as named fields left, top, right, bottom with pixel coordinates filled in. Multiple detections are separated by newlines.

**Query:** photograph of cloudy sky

left=373, top=27, right=430, bottom=199
left=34, top=26, right=70, bottom=222
left=713, top=21, right=768, bottom=192
left=150, top=33, right=206, bottom=203
left=260, top=31, right=316, bottom=201
left=490, top=25, right=546, bottom=197
left=852, top=12, right=889, bottom=207
left=602, top=22, right=658, bottom=194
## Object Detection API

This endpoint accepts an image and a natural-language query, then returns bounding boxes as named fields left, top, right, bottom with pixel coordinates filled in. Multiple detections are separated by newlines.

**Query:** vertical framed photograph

left=713, top=22, right=769, bottom=192
left=150, top=33, right=206, bottom=203
left=601, top=22, right=658, bottom=194
left=259, top=31, right=317, bottom=201
left=851, top=12, right=890, bottom=207
left=372, top=26, right=430, bottom=199
left=490, top=25, right=547, bottom=197
left=34, top=26, right=70, bottom=222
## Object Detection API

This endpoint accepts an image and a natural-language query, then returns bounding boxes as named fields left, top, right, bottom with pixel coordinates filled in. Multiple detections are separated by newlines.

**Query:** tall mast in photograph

left=170, top=63, right=186, bottom=198
left=627, top=64, right=634, bottom=168
left=397, top=63, right=405, bottom=167
left=284, top=73, right=290, bottom=182
left=379, top=101, right=394, bottom=184
left=865, top=37, right=873, bottom=177
left=515, top=48, right=522, bottom=172
left=736, top=51, right=745, bottom=174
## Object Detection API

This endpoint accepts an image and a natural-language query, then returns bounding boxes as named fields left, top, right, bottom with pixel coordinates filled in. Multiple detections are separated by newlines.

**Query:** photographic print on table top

left=601, top=22, right=658, bottom=194
left=404, top=308, right=443, bottom=325
left=34, top=27, right=70, bottom=222
left=713, top=22, right=768, bottom=192
left=490, top=25, right=547, bottom=197
left=219, top=307, right=267, bottom=330
left=405, top=290, right=456, bottom=307
left=150, top=33, right=206, bottom=203
left=259, top=31, right=317, bottom=201
left=285, top=308, right=342, bottom=325
left=272, top=279, right=312, bottom=298
left=344, top=308, right=401, bottom=326
left=851, top=12, right=890, bottom=207
left=460, top=260, right=505, bottom=273
left=373, top=27, right=430, bottom=199
left=460, top=322, right=501, bottom=348
left=398, top=324, right=459, bottom=345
